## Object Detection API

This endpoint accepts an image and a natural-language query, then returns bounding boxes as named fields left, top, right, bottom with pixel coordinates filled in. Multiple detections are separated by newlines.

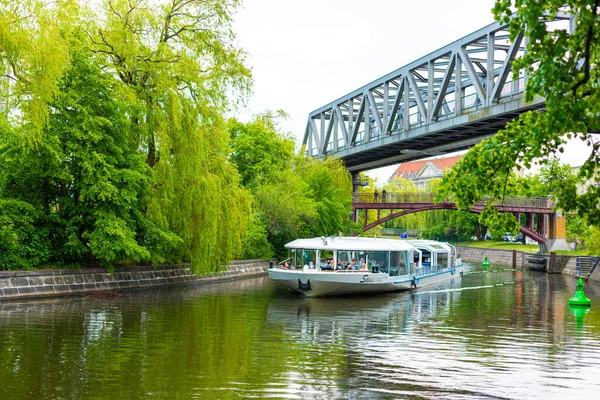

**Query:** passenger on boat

left=361, top=263, right=368, bottom=271
left=347, top=259, right=357, bottom=270
left=321, top=260, right=334, bottom=271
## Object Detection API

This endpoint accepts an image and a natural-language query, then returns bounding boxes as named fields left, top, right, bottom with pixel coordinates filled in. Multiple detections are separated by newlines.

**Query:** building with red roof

left=389, top=154, right=463, bottom=188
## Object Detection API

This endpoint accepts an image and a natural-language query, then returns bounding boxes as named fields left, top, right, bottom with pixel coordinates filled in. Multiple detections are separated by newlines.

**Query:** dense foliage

left=0, top=1, right=357, bottom=271
left=440, top=0, right=600, bottom=230
left=364, top=177, right=487, bottom=242
left=0, top=0, right=252, bottom=271
left=229, top=116, right=354, bottom=259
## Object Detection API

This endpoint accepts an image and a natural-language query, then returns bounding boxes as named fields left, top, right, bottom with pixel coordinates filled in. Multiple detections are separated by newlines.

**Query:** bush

left=0, top=200, right=50, bottom=269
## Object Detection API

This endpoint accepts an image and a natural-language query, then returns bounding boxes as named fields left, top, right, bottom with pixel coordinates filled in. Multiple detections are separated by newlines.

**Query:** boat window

left=319, top=250, right=334, bottom=270
left=390, top=251, right=408, bottom=276
left=438, top=252, right=449, bottom=269
left=368, top=251, right=389, bottom=273
left=300, top=249, right=317, bottom=269
left=288, top=249, right=299, bottom=269
left=421, top=251, right=432, bottom=267
left=336, top=251, right=356, bottom=269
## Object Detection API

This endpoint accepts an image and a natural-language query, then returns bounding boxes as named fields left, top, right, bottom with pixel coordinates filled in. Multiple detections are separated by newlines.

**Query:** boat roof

left=285, top=237, right=414, bottom=252
left=407, top=240, right=452, bottom=253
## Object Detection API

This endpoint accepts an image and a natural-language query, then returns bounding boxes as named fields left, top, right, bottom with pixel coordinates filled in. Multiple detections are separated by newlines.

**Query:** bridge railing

left=355, top=192, right=437, bottom=204
left=354, top=192, right=554, bottom=210
left=477, top=196, right=553, bottom=209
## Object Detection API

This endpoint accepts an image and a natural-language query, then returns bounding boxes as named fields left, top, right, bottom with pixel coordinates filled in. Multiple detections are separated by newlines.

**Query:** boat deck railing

left=281, top=264, right=451, bottom=277
left=411, top=265, right=443, bottom=276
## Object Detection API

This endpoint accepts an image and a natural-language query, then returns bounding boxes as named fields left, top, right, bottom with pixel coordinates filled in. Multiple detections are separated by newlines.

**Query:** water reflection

left=265, top=270, right=600, bottom=399
left=0, top=272, right=599, bottom=399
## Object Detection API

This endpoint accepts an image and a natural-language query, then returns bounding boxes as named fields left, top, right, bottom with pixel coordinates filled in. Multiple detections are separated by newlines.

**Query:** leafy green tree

left=229, top=113, right=295, bottom=189
left=0, top=199, right=49, bottom=269
left=0, top=50, right=175, bottom=268
left=254, top=168, right=316, bottom=254
left=240, top=213, right=273, bottom=260
left=230, top=116, right=354, bottom=257
left=296, top=157, right=353, bottom=237
left=1, top=1, right=253, bottom=271
left=89, top=0, right=253, bottom=273
left=0, top=0, right=77, bottom=140
left=441, top=0, right=600, bottom=228
left=511, top=159, right=579, bottom=198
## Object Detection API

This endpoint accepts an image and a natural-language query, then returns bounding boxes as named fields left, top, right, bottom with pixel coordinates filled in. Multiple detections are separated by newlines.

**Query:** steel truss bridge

left=353, top=193, right=564, bottom=246
left=302, top=14, right=571, bottom=172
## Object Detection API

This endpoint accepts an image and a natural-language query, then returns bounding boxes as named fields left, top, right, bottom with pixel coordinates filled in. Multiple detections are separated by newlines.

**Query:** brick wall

left=0, top=260, right=269, bottom=301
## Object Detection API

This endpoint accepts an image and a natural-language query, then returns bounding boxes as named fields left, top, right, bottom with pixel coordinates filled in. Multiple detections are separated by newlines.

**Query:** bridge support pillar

left=351, top=172, right=367, bottom=225
left=546, top=211, right=570, bottom=251
left=525, top=213, right=534, bottom=231
left=536, top=213, right=545, bottom=237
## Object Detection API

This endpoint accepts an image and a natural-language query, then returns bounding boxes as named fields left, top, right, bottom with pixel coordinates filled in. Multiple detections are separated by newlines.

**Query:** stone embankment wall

left=0, top=260, right=268, bottom=301
left=457, top=246, right=524, bottom=268
left=457, top=246, right=599, bottom=283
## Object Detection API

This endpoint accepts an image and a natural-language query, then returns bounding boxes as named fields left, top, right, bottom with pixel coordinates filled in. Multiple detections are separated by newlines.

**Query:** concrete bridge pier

left=351, top=173, right=368, bottom=223
left=546, top=211, right=571, bottom=251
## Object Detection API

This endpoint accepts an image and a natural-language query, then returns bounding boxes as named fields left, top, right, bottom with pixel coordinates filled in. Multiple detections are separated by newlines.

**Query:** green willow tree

left=0, top=0, right=77, bottom=141
left=1, top=1, right=253, bottom=271
left=378, top=177, right=427, bottom=234
left=440, top=1, right=600, bottom=228
left=89, top=0, right=253, bottom=273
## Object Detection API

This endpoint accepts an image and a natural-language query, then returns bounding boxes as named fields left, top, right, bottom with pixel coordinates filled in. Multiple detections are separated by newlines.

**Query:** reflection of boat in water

left=268, top=237, right=462, bottom=297
left=266, top=288, right=461, bottom=340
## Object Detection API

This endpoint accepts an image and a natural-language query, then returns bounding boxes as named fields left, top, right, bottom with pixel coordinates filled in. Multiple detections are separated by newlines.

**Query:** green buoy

left=569, top=277, right=591, bottom=307
left=482, top=256, right=490, bottom=271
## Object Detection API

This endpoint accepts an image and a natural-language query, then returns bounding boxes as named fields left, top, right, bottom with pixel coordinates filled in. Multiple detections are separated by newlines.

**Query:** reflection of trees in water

left=267, top=271, right=600, bottom=399
left=445, top=271, right=600, bottom=340
left=0, top=277, right=288, bottom=399
left=1, top=273, right=599, bottom=399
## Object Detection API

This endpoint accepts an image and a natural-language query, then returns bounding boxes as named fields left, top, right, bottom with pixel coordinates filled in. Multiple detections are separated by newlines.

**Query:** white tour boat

left=268, top=236, right=462, bottom=297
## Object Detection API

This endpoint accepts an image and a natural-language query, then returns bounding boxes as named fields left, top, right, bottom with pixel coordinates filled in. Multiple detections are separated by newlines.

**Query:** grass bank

left=380, top=236, right=591, bottom=256
left=454, top=241, right=593, bottom=256
left=454, top=241, right=539, bottom=252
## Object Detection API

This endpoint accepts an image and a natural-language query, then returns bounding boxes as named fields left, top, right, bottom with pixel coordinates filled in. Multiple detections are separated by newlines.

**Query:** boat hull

left=268, top=267, right=461, bottom=297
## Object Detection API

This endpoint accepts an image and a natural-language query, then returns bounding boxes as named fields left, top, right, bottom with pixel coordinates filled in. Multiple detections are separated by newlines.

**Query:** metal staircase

left=576, top=257, right=600, bottom=280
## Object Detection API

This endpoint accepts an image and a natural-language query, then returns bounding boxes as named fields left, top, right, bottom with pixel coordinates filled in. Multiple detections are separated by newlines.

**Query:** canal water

left=1, top=266, right=599, bottom=399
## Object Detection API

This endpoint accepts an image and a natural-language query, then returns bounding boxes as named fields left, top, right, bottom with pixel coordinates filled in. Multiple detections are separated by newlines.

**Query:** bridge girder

left=303, top=14, right=571, bottom=172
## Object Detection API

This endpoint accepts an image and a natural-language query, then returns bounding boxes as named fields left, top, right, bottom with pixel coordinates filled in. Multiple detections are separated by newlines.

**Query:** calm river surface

left=1, top=266, right=600, bottom=399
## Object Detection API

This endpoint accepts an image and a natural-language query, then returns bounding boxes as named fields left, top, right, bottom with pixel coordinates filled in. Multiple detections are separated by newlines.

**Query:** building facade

left=389, top=155, right=463, bottom=189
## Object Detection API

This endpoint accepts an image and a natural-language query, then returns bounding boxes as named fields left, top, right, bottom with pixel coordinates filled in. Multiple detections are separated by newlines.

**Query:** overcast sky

left=231, top=0, right=592, bottom=183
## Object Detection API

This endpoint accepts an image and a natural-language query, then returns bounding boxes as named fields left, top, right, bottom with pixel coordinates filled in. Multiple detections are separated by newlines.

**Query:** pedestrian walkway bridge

left=302, top=13, right=570, bottom=172
left=353, top=193, right=564, bottom=247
